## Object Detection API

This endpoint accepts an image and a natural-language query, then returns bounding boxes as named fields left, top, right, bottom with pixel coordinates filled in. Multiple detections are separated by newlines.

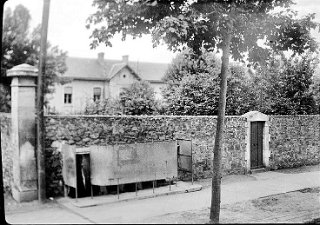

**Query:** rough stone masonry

left=2, top=113, right=320, bottom=197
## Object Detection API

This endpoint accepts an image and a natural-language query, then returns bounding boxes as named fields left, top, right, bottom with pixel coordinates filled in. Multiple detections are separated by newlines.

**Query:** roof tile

left=63, top=57, right=169, bottom=82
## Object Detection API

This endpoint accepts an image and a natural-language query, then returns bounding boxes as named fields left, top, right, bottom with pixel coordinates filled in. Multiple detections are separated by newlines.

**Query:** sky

left=3, top=0, right=320, bottom=63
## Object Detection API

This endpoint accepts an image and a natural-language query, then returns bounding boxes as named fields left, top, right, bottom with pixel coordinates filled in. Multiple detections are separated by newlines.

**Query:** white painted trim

left=242, top=111, right=270, bottom=172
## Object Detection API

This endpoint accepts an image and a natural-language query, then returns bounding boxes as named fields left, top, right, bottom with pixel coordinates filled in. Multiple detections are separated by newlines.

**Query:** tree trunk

left=37, top=0, right=51, bottom=203
left=209, top=20, right=233, bottom=224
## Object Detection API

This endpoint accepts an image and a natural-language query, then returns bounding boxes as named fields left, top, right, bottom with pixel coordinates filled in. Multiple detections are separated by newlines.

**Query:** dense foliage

left=164, top=72, right=220, bottom=115
left=162, top=50, right=319, bottom=116
left=162, top=50, right=220, bottom=115
left=162, top=50, right=258, bottom=115
left=84, top=98, right=123, bottom=115
left=311, top=74, right=320, bottom=113
left=119, top=80, right=160, bottom=115
left=1, top=4, right=67, bottom=112
left=253, top=53, right=319, bottom=115
left=84, top=80, right=160, bottom=115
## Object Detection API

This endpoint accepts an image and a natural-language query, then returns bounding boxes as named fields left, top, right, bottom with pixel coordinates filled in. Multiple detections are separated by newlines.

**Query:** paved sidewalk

left=59, top=181, right=202, bottom=208
left=5, top=166, right=320, bottom=224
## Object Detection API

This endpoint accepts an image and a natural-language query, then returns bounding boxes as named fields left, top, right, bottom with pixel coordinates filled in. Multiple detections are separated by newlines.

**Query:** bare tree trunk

left=209, top=20, right=233, bottom=224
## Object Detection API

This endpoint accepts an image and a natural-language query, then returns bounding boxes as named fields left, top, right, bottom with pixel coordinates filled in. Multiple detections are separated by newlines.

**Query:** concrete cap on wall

left=242, top=110, right=269, bottom=122
left=7, top=64, right=38, bottom=78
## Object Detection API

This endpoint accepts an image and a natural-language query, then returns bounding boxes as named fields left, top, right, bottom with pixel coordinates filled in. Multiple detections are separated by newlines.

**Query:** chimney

left=122, top=55, right=129, bottom=64
left=98, top=52, right=104, bottom=65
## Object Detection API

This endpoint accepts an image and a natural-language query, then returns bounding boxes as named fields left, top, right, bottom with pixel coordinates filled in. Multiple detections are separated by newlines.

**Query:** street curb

left=56, top=183, right=203, bottom=208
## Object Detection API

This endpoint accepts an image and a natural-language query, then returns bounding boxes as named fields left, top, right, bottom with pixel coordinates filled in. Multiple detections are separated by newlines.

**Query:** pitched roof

left=63, top=57, right=169, bottom=82
left=64, top=57, right=110, bottom=80
left=107, top=63, right=141, bottom=80
left=128, top=61, right=169, bottom=81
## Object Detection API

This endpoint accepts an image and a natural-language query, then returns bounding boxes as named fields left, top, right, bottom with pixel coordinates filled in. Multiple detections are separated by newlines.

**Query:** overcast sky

left=4, top=0, right=320, bottom=63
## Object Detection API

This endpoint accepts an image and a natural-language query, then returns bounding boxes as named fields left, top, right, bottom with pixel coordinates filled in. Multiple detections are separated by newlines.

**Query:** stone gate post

left=7, top=64, right=38, bottom=202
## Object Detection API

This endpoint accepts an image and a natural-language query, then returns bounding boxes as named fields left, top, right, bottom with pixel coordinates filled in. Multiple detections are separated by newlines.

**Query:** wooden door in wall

left=250, top=121, right=264, bottom=169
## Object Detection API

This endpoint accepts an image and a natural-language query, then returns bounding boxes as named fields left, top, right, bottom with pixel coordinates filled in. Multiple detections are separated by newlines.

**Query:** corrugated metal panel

left=152, top=141, right=177, bottom=180
left=62, top=144, right=77, bottom=188
left=177, top=140, right=192, bottom=172
left=90, top=141, right=177, bottom=186
left=90, top=145, right=115, bottom=186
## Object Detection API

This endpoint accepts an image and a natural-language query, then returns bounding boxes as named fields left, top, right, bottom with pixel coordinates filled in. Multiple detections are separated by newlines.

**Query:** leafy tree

left=119, top=80, right=160, bottom=115
left=311, top=72, right=320, bottom=114
left=313, top=86, right=320, bottom=114
left=163, top=50, right=258, bottom=115
left=84, top=98, right=123, bottom=115
left=86, top=0, right=319, bottom=223
left=249, top=53, right=318, bottom=115
left=163, top=49, right=220, bottom=83
left=0, top=85, right=10, bottom=112
left=162, top=50, right=221, bottom=115
left=225, top=64, right=258, bottom=115
left=269, top=54, right=318, bottom=114
left=84, top=81, right=161, bottom=116
left=1, top=5, right=67, bottom=112
left=247, top=62, right=277, bottom=113
left=1, top=5, right=35, bottom=112
left=164, top=72, right=220, bottom=115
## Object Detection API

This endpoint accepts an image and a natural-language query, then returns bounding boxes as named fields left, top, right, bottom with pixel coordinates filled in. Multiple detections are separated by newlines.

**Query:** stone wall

left=3, top=113, right=320, bottom=197
left=269, top=115, right=320, bottom=169
left=45, top=115, right=247, bottom=196
left=0, top=113, right=13, bottom=194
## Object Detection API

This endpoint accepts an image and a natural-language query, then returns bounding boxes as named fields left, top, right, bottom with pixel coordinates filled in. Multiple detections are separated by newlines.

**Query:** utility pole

left=0, top=3, right=6, bottom=221
left=37, top=0, right=51, bottom=203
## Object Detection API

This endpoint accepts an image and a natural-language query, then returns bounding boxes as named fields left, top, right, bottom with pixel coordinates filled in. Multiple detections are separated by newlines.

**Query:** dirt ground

left=140, top=187, right=320, bottom=224
left=274, top=164, right=320, bottom=174
left=140, top=164, right=320, bottom=224
left=4, top=193, right=57, bottom=214
left=195, top=164, right=320, bottom=189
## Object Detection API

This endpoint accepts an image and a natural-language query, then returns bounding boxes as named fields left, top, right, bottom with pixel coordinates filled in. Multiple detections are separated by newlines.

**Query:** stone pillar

left=7, top=64, right=38, bottom=202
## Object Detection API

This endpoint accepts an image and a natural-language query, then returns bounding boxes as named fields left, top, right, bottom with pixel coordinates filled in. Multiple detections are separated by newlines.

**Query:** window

left=64, top=87, right=72, bottom=104
left=123, top=74, right=126, bottom=78
left=93, top=87, right=101, bottom=102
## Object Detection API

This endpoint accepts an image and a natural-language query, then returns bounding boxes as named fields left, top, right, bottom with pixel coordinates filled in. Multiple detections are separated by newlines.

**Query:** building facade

left=46, top=53, right=169, bottom=114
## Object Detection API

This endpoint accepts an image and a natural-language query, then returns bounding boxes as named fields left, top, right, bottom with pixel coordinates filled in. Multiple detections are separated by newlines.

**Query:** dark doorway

left=250, top=121, right=264, bottom=169
left=67, top=154, right=92, bottom=198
